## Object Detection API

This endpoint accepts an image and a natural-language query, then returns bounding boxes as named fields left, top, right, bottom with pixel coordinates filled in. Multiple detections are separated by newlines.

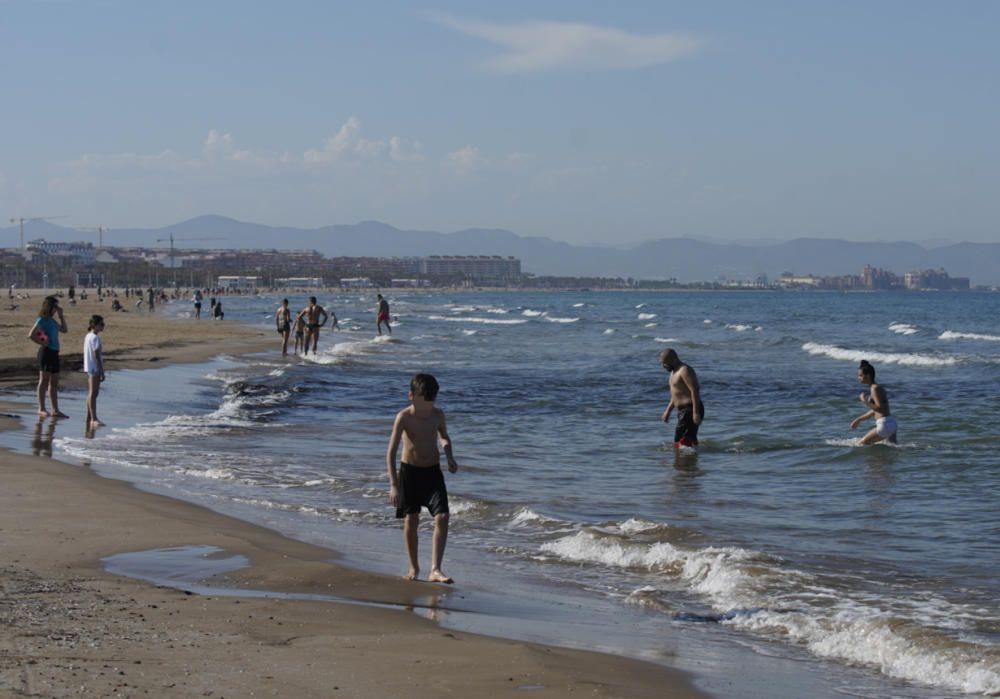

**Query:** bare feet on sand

left=38, top=410, right=49, bottom=417
left=403, top=568, right=419, bottom=581
left=90, top=419, right=106, bottom=427
left=428, top=569, right=454, bottom=584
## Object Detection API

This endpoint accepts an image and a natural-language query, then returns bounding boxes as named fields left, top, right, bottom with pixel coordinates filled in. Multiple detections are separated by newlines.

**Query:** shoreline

left=0, top=297, right=708, bottom=698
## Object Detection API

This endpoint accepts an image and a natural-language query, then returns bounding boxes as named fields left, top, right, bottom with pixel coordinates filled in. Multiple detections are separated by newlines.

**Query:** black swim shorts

left=38, top=346, right=60, bottom=374
left=395, top=463, right=450, bottom=518
left=674, top=401, right=704, bottom=447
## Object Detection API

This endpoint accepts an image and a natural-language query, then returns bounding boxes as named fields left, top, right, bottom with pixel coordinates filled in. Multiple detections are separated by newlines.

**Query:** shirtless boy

left=386, top=373, right=459, bottom=583
left=851, top=359, right=897, bottom=444
left=295, top=297, right=335, bottom=355
left=660, top=348, right=704, bottom=448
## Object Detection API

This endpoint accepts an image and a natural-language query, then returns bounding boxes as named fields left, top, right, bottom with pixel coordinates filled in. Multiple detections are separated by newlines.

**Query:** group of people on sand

left=27, top=296, right=106, bottom=431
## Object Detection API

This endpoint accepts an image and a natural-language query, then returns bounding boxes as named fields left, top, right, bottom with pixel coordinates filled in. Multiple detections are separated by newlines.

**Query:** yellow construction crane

left=8, top=215, right=67, bottom=250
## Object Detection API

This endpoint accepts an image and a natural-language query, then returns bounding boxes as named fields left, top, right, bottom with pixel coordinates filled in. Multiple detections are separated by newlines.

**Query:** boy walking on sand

left=83, top=315, right=107, bottom=428
left=386, top=373, right=459, bottom=583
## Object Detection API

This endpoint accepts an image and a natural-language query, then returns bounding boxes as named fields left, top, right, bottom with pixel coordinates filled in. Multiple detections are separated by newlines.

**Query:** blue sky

left=2, top=0, right=998, bottom=244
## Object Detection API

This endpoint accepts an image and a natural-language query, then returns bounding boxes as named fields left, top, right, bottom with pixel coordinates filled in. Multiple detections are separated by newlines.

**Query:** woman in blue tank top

left=27, top=296, right=69, bottom=418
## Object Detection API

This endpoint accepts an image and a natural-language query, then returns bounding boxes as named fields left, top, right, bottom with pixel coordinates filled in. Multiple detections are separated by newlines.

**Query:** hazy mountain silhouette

left=3, top=215, right=998, bottom=285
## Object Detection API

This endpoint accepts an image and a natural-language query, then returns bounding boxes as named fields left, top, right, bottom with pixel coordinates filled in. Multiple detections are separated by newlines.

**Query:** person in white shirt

left=83, top=315, right=107, bottom=428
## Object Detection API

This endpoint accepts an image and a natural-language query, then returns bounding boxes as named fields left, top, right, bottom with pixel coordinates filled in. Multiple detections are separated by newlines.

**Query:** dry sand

left=0, top=293, right=707, bottom=698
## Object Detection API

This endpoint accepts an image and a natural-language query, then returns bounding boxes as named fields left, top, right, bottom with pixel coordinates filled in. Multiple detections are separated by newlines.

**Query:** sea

left=3, top=290, right=998, bottom=698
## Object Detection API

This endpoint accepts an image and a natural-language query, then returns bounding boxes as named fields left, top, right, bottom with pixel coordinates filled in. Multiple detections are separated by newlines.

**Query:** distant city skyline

left=2, top=1, right=998, bottom=245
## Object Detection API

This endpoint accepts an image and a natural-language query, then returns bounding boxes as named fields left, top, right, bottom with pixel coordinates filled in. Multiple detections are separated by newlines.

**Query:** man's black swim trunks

left=674, top=401, right=704, bottom=447
left=395, top=463, right=450, bottom=518
left=38, top=346, right=60, bottom=374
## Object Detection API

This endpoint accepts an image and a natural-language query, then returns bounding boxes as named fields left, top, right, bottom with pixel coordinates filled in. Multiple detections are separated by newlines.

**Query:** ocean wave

left=539, top=531, right=1000, bottom=694
left=644, top=323, right=657, bottom=328
left=939, top=330, right=1000, bottom=342
left=462, top=329, right=478, bottom=336
left=603, top=329, right=616, bottom=335
left=635, top=303, right=646, bottom=309
left=572, top=303, right=586, bottom=308
left=545, top=316, right=579, bottom=323
left=888, top=322, right=919, bottom=335
left=521, top=309, right=544, bottom=317
left=801, top=342, right=958, bottom=367
left=428, top=315, right=528, bottom=325
left=654, top=337, right=680, bottom=344
left=638, top=313, right=657, bottom=320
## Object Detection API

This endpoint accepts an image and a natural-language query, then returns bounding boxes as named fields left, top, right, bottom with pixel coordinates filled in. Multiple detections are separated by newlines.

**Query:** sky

left=2, top=0, right=998, bottom=246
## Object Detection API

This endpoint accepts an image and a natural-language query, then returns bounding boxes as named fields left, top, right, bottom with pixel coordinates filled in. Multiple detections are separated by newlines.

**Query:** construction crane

left=78, top=226, right=110, bottom=249
left=155, top=232, right=224, bottom=284
left=8, top=215, right=67, bottom=250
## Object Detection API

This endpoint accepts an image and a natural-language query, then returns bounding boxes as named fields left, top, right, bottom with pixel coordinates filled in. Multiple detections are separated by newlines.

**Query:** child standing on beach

left=83, top=315, right=107, bottom=428
left=386, top=373, right=459, bottom=583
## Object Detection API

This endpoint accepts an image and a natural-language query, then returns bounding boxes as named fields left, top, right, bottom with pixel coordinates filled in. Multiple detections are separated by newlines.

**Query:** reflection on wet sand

left=31, top=417, right=57, bottom=457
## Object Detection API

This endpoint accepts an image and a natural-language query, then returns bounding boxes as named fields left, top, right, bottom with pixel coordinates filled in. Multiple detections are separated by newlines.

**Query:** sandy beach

left=0, top=294, right=705, bottom=698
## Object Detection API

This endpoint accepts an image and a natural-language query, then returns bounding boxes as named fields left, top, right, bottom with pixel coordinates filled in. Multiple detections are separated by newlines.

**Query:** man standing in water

left=660, top=348, right=703, bottom=448
left=295, top=297, right=335, bottom=355
left=376, top=293, right=391, bottom=336
left=851, top=359, right=897, bottom=444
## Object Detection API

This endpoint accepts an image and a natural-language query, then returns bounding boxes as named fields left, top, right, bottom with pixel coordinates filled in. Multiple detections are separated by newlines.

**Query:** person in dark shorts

left=386, top=373, right=459, bottom=583
left=275, top=298, right=292, bottom=356
left=660, top=348, right=703, bottom=448
left=28, top=296, right=69, bottom=418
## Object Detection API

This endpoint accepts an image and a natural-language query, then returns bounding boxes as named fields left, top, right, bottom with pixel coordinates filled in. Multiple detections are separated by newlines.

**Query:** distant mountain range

left=4, top=215, right=999, bottom=285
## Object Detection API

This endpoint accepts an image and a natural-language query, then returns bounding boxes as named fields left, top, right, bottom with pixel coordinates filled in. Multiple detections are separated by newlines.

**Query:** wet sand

left=0, top=293, right=706, bottom=698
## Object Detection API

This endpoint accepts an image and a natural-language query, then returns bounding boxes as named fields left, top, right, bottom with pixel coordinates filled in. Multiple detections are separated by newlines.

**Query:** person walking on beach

left=851, top=360, right=897, bottom=444
left=386, top=373, right=459, bottom=584
left=376, top=294, right=392, bottom=336
left=660, top=348, right=703, bottom=448
left=193, top=289, right=203, bottom=319
left=83, top=315, right=106, bottom=428
left=147, top=287, right=155, bottom=313
left=28, top=296, right=69, bottom=418
left=295, top=297, right=333, bottom=355
left=275, top=298, right=292, bottom=356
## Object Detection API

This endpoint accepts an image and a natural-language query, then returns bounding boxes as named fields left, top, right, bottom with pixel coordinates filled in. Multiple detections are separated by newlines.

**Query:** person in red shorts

left=660, top=348, right=703, bottom=448
left=376, top=294, right=391, bottom=336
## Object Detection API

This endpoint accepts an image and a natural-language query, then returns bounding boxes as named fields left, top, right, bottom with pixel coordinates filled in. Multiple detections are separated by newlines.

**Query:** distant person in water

left=851, top=360, right=897, bottom=444
left=275, top=298, right=292, bottom=356
left=386, top=373, right=459, bottom=584
left=376, top=294, right=392, bottom=336
left=83, top=315, right=107, bottom=428
left=193, top=289, right=203, bottom=319
left=213, top=300, right=224, bottom=320
left=295, top=297, right=334, bottom=355
left=28, top=296, right=69, bottom=418
left=293, top=314, right=306, bottom=355
left=660, top=348, right=703, bottom=448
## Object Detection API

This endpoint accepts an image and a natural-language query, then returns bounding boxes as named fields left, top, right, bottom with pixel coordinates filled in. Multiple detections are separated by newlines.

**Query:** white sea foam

left=427, top=315, right=528, bottom=325
left=888, top=322, right=919, bottom=335
left=546, top=316, right=579, bottom=323
left=725, top=323, right=752, bottom=332
left=939, top=330, right=1000, bottom=342
left=635, top=303, right=646, bottom=309
left=522, top=309, right=544, bottom=317
left=644, top=322, right=657, bottom=328
left=486, top=307, right=510, bottom=314
left=801, top=342, right=957, bottom=367
left=540, top=531, right=1000, bottom=694
left=703, top=319, right=713, bottom=324
left=572, top=303, right=586, bottom=308
left=638, top=313, right=657, bottom=320
left=462, top=329, right=478, bottom=336
left=603, top=328, right=616, bottom=335
left=654, top=337, right=680, bottom=343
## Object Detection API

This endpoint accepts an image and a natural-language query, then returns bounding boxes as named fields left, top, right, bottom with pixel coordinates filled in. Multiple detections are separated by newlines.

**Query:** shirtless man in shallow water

left=295, top=297, right=334, bottom=355
left=851, top=359, right=897, bottom=444
left=660, top=348, right=703, bottom=448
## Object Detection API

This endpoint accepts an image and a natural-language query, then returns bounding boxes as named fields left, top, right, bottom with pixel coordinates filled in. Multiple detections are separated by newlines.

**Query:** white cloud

left=437, top=16, right=703, bottom=73
left=305, top=116, right=389, bottom=163
left=447, top=145, right=483, bottom=172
